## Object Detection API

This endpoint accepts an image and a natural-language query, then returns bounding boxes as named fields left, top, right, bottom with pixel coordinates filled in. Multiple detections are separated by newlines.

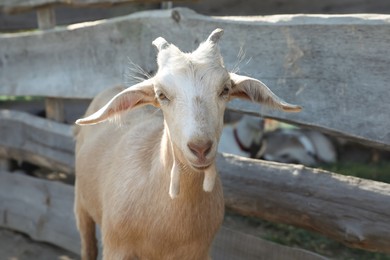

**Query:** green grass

left=320, top=161, right=390, bottom=184
left=262, top=221, right=389, bottom=260
left=0, top=96, right=43, bottom=101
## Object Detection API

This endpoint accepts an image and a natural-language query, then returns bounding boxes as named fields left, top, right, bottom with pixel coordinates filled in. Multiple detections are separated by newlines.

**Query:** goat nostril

left=204, top=142, right=212, bottom=156
left=187, top=141, right=213, bottom=159
left=188, top=145, right=198, bottom=157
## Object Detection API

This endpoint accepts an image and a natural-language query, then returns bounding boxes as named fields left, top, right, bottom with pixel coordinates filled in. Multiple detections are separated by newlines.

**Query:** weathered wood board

left=179, top=0, right=390, bottom=16
left=1, top=9, right=389, bottom=149
left=0, top=110, right=74, bottom=173
left=217, top=154, right=390, bottom=254
left=0, top=0, right=179, bottom=14
left=212, top=227, right=327, bottom=260
left=0, top=4, right=160, bottom=31
left=1, top=111, right=389, bottom=253
left=0, top=171, right=327, bottom=259
left=0, top=171, right=79, bottom=254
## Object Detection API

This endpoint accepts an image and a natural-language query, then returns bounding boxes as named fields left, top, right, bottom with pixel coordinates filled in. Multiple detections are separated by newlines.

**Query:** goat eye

left=157, top=92, right=169, bottom=102
left=159, top=93, right=166, bottom=100
left=220, top=86, right=230, bottom=98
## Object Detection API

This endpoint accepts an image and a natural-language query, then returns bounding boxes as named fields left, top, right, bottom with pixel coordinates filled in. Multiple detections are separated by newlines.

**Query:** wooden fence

left=1, top=1, right=390, bottom=258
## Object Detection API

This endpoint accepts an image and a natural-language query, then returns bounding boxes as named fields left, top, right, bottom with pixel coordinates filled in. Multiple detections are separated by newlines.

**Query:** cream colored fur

left=74, top=28, right=301, bottom=260
left=75, top=90, right=224, bottom=259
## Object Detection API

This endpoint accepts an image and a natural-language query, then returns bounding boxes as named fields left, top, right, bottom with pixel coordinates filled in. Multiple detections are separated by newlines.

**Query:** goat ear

left=207, top=28, right=224, bottom=44
left=229, top=73, right=302, bottom=112
left=76, top=79, right=156, bottom=125
left=153, top=37, right=170, bottom=51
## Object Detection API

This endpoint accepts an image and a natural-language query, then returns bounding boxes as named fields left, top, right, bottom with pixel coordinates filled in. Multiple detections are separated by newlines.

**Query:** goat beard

left=168, top=159, right=217, bottom=199
left=203, top=164, right=217, bottom=192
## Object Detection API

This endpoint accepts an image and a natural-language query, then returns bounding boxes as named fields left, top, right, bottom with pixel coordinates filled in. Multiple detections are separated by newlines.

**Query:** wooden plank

left=217, top=154, right=390, bottom=254
left=0, top=157, right=12, bottom=171
left=36, top=6, right=68, bottom=123
left=0, top=4, right=159, bottom=31
left=36, top=6, right=56, bottom=29
left=1, top=113, right=389, bottom=254
left=0, top=0, right=190, bottom=14
left=0, top=110, right=74, bottom=173
left=45, top=98, right=66, bottom=122
left=179, top=0, right=390, bottom=16
left=212, top=227, right=327, bottom=260
left=0, top=171, right=326, bottom=259
left=0, top=9, right=389, bottom=149
left=161, top=1, right=173, bottom=9
left=0, top=171, right=80, bottom=254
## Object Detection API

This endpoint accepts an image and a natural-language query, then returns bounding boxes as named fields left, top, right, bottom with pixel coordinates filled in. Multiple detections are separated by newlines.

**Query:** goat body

left=74, top=29, right=301, bottom=260
left=75, top=87, right=224, bottom=259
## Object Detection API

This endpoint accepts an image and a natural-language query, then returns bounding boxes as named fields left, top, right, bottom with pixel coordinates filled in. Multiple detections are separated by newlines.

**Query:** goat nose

left=187, top=141, right=213, bottom=160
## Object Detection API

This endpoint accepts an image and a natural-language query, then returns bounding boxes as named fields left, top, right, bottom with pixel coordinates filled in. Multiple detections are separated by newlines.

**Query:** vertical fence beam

left=37, top=6, right=66, bottom=122
left=45, top=98, right=66, bottom=122
left=0, top=157, right=12, bottom=171
left=36, top=6, right=56, bottom=30
left=161, top=2, right=173, bottom=9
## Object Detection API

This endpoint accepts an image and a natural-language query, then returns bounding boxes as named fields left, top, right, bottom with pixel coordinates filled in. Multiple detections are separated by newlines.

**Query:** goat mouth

left=191, top=164, right=212, bottom=171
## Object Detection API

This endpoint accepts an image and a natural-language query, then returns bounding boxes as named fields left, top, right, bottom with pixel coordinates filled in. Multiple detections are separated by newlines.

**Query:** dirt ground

left=0, top=229, right=79, bottom=260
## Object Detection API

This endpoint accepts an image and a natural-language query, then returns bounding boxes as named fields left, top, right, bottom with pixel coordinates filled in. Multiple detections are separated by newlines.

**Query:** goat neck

left=160, top=124, right=217, bottom=199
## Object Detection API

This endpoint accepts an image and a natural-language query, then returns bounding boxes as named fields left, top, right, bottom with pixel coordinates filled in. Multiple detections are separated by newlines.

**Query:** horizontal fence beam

left=1, top=9, right=389, bottom=149
left=0, top=0, right=184, bottom=14
left=1, top=114, right=389, bottom=253
left=0, top=110, right=74, bottom=173
left=0, top=171, right=79, bottom=253
left=0, top=171, right=326, bottom=260
left=218, top=154, right=390, bottom=254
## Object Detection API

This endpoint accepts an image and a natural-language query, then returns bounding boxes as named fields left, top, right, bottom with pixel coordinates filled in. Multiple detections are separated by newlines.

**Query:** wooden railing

left=0, top=0, right=181, bottom=13
left=1, top=5, right=389, bottom=258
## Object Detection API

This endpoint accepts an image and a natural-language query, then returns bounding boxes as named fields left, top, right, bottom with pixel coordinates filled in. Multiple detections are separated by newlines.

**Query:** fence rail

left=0, top=0, right=179, bottom=14
left=0, top=110, right=74, bottom=173
left=1, top=110, right=390, bottom=253
left=0, top=171, right=327, bottom=260
left=1, top=6, right=390, bottom=258
left=1, top=8, right=389, bottom=149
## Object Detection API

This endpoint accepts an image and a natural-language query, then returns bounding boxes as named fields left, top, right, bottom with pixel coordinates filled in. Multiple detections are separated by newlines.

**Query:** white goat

left=263, top=128, right=337, bottom=166
left=219, top=115, right=336, bottom=166
left=74, top=28, right=301, bottom=260
left=219, top=115, right=266, bottom=158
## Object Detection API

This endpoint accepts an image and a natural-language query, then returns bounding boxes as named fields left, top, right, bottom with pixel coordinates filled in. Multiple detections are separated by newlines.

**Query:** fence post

left=37, top=6, right=56, bottom=30
left=36, top=6, right=66, bottom=123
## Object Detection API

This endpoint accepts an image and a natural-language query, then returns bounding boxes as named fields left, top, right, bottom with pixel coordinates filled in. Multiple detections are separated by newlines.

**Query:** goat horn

left=152, top=37, right=170, bottom=51
left=207, top=28, right=224, bottom=44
